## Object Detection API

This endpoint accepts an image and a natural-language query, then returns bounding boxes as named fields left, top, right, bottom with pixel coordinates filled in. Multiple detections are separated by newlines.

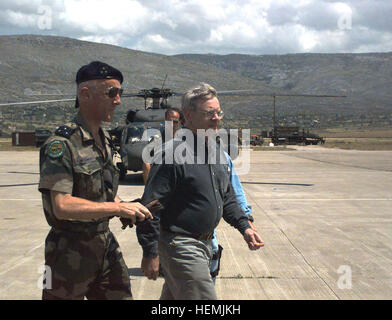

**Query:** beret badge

left=100, top=66, right=108, bottom=77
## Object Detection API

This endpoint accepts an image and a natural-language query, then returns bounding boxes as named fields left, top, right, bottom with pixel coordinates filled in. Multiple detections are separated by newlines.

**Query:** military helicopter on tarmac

left=0, top=79, right=346, bottom=180
left=112, top=85, right=180, bottom=179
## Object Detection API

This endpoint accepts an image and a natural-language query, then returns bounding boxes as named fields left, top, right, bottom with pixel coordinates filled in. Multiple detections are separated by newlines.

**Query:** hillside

left=175, top=52, right=392, bottom=113
left=0, top=35, right=283, bottom=131
left=0, top=35, right=390, bottom=134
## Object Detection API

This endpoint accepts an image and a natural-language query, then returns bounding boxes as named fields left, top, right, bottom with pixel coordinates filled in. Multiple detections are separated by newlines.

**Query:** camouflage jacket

left=38, top=112, right=120, bottom=228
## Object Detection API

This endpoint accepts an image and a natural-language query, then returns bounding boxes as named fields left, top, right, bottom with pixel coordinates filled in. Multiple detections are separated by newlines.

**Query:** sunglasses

left=198, top=110, right=224, bottom=119
left=105, top=87, right=123, bottom=98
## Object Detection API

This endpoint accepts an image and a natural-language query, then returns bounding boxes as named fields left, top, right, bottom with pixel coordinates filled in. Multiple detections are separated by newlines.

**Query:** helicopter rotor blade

left=122, top=89, right=182, bottom=99
left=121, top=93, right=147, bottom=98
left=24, top=93, right=74, bottom=96
left=0, top=98, right=75, bottom=107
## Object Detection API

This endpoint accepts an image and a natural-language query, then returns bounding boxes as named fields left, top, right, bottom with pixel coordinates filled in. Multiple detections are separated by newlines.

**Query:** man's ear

left=79, top=86, right=90, bottom=102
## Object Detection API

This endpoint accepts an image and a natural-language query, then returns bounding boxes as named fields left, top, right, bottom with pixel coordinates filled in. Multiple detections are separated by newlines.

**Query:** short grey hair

left=181, top=82, right=217, bottom=111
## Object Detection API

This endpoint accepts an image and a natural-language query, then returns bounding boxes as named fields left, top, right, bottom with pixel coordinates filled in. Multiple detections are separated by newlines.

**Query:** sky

left=0, top=0, right=391, bottom=55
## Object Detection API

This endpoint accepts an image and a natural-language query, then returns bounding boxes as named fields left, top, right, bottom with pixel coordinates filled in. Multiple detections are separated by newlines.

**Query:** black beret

left=76, top=61, right=123, bottom=84
left=75, top=61, right=123, bottom=107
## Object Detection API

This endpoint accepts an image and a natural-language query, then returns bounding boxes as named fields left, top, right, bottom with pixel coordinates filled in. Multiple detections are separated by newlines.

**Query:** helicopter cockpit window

left=127, top=126, right=143, bottom=139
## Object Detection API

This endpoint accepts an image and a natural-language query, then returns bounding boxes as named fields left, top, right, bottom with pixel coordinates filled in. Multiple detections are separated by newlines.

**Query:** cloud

left=352, top=0, right=392, bottom=32
left=0, top=0, right=391, bottom=55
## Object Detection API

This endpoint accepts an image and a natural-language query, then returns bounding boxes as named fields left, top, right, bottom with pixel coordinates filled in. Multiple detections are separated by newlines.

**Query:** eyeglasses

left=197, top=109, right=224, bottom=119
left=105, top=87, right=123, bottom=98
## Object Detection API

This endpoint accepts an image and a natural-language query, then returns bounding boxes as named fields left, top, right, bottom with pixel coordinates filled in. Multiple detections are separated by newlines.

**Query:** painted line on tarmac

left=0, top=183, right=38, bottom=187
left=0, top=256, right=34, bottom=278
left=0, top=199, right=41, bottom=201
left=0, top=242, right=44, bottom=277
left=285, top=153, right=392, bottom=173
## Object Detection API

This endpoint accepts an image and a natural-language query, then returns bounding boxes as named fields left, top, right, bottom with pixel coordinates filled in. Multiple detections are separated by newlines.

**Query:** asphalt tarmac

left=0, top=146, right=391, bottom=300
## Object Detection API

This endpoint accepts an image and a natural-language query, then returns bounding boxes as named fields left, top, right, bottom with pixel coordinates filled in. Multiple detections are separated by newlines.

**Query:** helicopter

left=111, top=86, right=180, bottom=179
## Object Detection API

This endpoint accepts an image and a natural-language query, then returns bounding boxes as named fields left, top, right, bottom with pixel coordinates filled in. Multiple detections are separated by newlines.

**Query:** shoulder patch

left=47, top=140, right=66, bottom=159
left=55, top=125, right=75, bottom=139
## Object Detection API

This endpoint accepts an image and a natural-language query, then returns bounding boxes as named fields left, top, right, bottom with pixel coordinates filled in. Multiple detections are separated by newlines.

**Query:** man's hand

left=141, top=256, right=160, bottom=280
left=244, top=228, right=264, bottom=250
left=248, top=220, right=258, bottom=232
left=118, top=202, right=152, bottom=225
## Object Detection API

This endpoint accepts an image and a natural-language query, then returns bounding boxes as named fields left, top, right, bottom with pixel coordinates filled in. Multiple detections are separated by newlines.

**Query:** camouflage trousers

left=42, top=227, right=132, bottom=300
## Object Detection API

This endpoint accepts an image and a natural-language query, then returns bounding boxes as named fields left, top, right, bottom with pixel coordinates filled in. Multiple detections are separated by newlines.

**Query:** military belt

left=53, top=219, right=109, bottom=234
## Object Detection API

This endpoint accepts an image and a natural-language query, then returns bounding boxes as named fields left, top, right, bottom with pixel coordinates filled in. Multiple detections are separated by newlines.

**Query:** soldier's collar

left=102, top=128, right=111, bottom=141
left=74, top=112, right=99, bottom=143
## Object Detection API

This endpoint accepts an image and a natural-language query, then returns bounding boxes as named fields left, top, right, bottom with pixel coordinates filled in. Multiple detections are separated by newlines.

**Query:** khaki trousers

left=158, top=229, right=217, bottom=300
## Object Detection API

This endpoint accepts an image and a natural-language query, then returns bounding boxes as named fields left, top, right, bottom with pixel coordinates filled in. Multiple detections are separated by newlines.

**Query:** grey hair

left=181, top=82, right=217, bottom=111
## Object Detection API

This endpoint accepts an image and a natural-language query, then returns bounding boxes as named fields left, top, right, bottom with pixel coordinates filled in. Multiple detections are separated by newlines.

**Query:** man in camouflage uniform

left=39, top=61, right=152, bottom=300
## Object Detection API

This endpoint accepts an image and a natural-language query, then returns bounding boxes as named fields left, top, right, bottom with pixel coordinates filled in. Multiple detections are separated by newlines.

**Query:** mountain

left=175, top=52, right=392, bottom=113
left=0, top=35, right=276, bottom=122
left=0, top=35, right=390, bottom=132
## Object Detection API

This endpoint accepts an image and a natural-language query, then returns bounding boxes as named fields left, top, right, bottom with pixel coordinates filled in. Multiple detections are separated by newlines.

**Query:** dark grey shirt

left=136, top=132, right=251, bottom=258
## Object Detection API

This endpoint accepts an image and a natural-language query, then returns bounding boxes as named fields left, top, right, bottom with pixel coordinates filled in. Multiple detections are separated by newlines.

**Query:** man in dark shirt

left=136, top=82, right=264, bottom=300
